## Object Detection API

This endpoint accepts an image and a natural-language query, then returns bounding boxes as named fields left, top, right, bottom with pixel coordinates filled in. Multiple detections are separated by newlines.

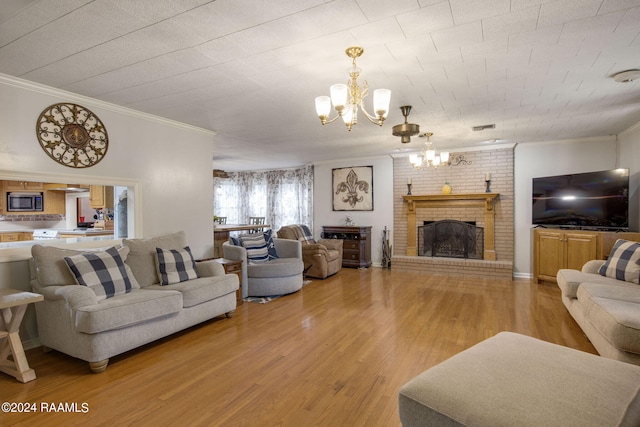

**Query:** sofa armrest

left=195, top=259, right=226, bottom=277
left=222, top=242, right=246, bottom=261
left=318, top=238, right=343, bottom=252
left=274, top=238, right=302, bottom=259
left=582, top=259, right=606, bottom=274
left=31, top=281, right=98, bottom=308
left=302, top=244, right=329, bottom=258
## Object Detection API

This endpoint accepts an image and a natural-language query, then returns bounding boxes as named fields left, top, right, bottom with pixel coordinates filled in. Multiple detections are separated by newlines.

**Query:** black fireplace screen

left=418, top=220, right=484, bottom=259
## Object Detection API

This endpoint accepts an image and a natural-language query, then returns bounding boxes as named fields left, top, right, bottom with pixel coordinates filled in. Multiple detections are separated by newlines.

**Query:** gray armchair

left=222, top=237, right=304, bottom=298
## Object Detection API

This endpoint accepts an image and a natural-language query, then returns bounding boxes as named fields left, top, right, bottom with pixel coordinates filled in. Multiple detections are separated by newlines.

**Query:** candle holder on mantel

left=485, top=179, right=491, bottom=193
left=407, top=183, right=412, bottom=195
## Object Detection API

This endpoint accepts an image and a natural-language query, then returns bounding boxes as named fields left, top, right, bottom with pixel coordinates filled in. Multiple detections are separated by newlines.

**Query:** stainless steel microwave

left=7, top=192, right=44, bottom=212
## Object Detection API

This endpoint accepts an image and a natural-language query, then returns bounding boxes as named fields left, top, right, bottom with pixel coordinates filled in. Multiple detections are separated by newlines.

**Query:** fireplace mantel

left=402, top=193, right=499, bottom=260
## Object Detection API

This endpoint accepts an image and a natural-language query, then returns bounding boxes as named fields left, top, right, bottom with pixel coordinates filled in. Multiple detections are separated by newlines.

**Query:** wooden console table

left=403, top=193, right=499, bottom=260
left=322, top=226, right=372, bottom=268
left=215, top=258, right=243, bottom=305
left=0, top=289, right=43, bottom=383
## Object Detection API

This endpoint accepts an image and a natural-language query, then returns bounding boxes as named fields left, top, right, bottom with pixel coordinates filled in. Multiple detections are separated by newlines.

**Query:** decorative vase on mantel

left=442, top=182, right=452, bottom=195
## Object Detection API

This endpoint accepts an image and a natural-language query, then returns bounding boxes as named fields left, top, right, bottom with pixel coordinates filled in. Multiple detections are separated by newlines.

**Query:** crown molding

left=618, top=118, right=640, bottom=138
left=0, top=73, right=216, bottom=137
left=389, top=142, right=516, bottom=159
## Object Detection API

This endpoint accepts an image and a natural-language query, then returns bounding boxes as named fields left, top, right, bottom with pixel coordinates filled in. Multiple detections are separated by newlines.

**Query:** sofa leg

left=225, top=310, right=235, bottom=318
left=89, top=359, right=109, bottom=373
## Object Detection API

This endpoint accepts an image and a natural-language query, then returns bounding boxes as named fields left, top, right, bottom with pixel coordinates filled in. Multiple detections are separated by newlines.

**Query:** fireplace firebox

left=418, top=220, right=484, bottom=259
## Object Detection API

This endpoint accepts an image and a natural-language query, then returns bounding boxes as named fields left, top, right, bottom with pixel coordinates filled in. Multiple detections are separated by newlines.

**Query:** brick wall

left=394, top=147, right=514, bottom=262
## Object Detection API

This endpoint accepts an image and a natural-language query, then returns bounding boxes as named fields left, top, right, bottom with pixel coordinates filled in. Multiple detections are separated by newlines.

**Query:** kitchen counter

left=57, top=230, right=114, bottom=237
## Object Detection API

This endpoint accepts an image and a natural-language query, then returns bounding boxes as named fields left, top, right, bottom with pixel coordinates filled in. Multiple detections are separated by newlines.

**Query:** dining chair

left=217, top=216, right=227, bottom=224
left=248, top=216, right=265, bottom=233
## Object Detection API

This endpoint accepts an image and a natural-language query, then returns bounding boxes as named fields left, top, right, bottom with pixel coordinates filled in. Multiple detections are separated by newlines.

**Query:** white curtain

left=213, top=165, right=313, bottom=231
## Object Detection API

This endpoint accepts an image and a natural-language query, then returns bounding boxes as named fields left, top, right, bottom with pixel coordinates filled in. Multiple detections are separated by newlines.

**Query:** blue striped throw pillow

left=240, top=233, right=270, bottom=263
left=598, top=239, right=640, bottom=284
left=155, top=246, right=199, bottom=285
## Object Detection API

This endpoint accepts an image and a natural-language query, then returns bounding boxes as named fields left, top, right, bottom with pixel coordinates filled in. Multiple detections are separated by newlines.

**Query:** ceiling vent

left=472, top=124, right=495, bottom=131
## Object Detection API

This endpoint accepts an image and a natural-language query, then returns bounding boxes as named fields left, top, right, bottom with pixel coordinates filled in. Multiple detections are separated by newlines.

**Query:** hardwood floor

left=1, top=268, right=595, bottom=426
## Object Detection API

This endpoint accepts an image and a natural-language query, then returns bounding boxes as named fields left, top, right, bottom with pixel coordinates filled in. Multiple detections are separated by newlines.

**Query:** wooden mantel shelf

left=402, top=193, right=500, bottom=260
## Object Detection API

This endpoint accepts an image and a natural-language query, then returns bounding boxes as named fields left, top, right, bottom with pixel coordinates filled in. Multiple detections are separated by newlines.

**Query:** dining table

left=213, top=223, right=271, bottom=258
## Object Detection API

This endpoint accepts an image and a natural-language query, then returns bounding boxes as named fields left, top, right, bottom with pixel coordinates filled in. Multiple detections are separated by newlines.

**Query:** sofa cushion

left=74, top=289, right=182, bottom=334
left=598, top=239, right=640, bottom=284
left=64, top=246, right=140, bottom=301
left=145, top=275, right=238, bottom=308
left=263, top=229, right=279, bottom=260
left=31, top=244, right=131, bottom=287
left=557, top=269, right=629, bottom=299
left=577, top=283, right=640, bottom=355
left=239, top=233, right=270, bottom=263
left=155, top=246, right=199, bottom=285
left=247, top=258, right=304, bottom=279
left=123, top=231, right=188, bottom=287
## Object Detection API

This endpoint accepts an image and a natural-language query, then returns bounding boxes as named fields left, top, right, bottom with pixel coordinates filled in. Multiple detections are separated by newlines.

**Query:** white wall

left=513, top=137, right=618, bottom=277
left=313, top=155, right=394, bottom=267
left=0, top=75, right=216, bottom=347
left=0, top=75, right=216, bottom=259
left=618, top=124, right=640, bottom=232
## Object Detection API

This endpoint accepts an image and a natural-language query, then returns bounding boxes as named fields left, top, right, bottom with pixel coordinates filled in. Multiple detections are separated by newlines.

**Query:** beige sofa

left=30, top=231, right=238, bottom=373
left=557, top=255, right=640, bottom=365
left=399, top=332, right=640, bottom=427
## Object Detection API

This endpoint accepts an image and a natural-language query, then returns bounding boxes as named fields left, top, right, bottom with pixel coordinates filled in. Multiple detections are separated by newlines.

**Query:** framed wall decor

left=332, top=166, right=373, bottom=211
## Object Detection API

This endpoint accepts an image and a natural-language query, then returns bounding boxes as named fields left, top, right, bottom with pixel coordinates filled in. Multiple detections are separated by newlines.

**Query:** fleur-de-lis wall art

left=332, top=166, right=373, bottom=211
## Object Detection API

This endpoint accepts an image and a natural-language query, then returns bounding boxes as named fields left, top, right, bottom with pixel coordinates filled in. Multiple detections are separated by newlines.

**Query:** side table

left=0, top=289, right=44, bottom=383
left=215, top=258, right=243, bottom=305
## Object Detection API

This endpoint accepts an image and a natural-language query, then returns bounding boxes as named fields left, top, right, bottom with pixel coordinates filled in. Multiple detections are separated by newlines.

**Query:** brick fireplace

left=391, top=147, right=514, bottom=280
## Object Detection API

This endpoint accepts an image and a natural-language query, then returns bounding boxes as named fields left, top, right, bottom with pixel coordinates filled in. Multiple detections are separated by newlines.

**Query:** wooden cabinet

left=322, top=226, right=372, bottom=268
left=533, top=229, right=640, bottom=283
left=0, top=233, right=20, bottom=242
left=3, top=181, right=44, bottom=191
left=0, top=232, right=34, bottom=242
left=43, top=190, right=65, bottom=215
left=90, top=185, right=114, bottom=209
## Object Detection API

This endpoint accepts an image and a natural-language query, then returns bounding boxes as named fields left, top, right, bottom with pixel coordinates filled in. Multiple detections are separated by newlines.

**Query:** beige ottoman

left=399, top=332, right=640, bottom=427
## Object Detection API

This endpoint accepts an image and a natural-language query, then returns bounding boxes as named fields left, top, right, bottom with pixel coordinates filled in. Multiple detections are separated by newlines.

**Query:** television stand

left=533, top=229, right=640, bottom=284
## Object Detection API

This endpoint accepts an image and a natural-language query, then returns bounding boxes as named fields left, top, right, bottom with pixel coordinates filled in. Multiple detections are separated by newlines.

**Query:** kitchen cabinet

left=90, top=185, right=114, bottom=209
left=3, top=181, right=44, bottom=191
left=322, top=225, right=372, bottom=268
left=43, top=190, right=65, bottom=215
left=533, top=229, right=640, bottom=283
left=0, top=233, right=20, bottom=242
left=0, top=232, right=34, bottom=242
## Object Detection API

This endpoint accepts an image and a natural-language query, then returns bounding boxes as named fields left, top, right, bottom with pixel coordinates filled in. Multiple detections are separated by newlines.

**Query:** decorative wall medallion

left=36, top=103, right=109, bottom=168
left=332, top=166, right=373, bottom=211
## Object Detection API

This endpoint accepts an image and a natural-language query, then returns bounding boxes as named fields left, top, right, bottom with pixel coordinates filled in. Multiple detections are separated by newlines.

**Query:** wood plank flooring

left=1, top=268, right=595, bottom=426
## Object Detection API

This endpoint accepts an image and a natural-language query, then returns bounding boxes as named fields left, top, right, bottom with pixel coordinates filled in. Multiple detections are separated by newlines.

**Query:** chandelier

left=314, top=47, right=391, bottom=131
left=409, top=133, right=450, bottom=170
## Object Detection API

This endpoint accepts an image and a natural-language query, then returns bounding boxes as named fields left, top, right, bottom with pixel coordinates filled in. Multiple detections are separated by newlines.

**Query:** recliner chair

left=277, top=224, right=343, bottom=279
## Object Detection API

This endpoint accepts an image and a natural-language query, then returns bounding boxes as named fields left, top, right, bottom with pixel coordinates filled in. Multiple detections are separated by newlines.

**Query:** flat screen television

left=532, top=169, right=629, bottom=230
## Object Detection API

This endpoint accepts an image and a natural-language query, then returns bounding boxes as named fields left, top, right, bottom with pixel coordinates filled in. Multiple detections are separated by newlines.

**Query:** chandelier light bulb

left=330, top=84, right=348, bottom=110
left=373, top=88, right=391, bottom=118
left=315, top=96, right=331, bottom=122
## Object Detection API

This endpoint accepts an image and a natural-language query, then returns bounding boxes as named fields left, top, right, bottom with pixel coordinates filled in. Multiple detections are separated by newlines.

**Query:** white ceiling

left=1, top=0, right=639, bottom=171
